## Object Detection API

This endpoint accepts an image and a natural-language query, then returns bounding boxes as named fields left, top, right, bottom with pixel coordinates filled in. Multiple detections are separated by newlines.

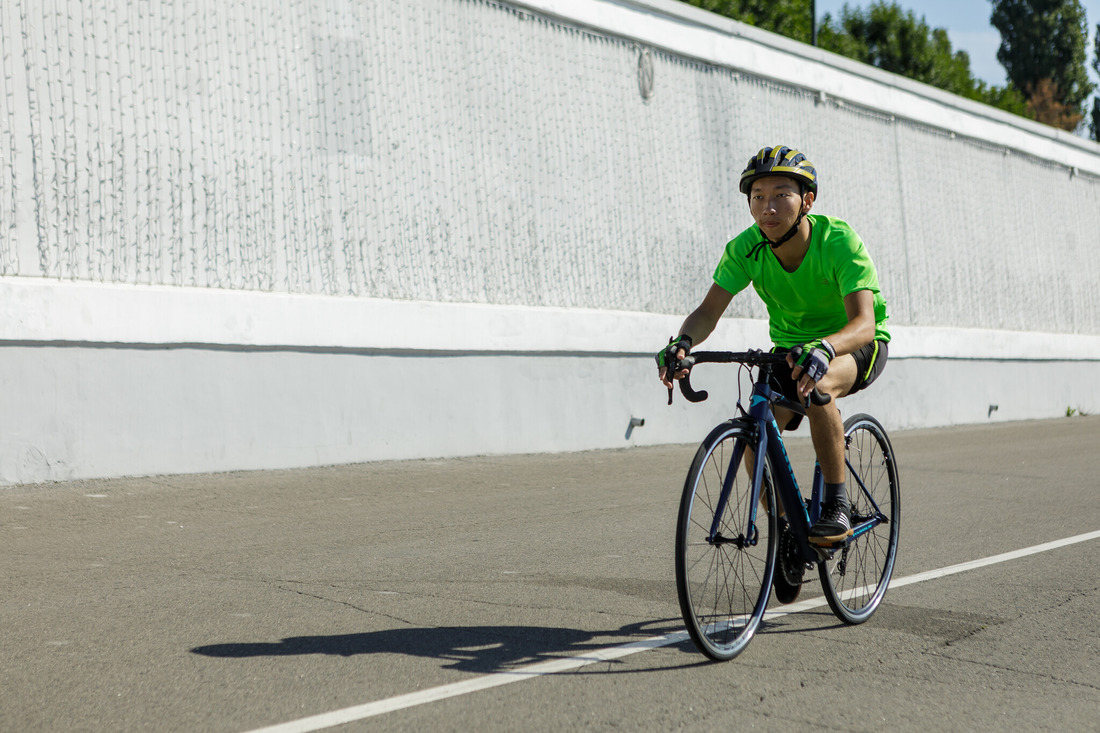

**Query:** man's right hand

left=657, top=335, right=693, bottom=388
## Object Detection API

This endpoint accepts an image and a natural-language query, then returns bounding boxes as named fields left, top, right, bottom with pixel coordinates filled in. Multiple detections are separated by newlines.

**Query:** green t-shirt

left=713, top=214, right=890, bottom=348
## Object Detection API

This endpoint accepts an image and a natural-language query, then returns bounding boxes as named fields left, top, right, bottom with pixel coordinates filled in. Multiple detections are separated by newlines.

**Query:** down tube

left=764, top=416, right=812, bottom=540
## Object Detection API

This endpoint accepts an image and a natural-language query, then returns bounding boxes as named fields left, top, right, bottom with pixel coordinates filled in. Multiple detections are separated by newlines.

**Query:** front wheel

left=675, top=420, right=777, bottom=660
left=819, top=413, right=900, bottom=624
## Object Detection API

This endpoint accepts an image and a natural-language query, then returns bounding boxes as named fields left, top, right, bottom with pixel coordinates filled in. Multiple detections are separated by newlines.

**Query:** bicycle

left=669, top=349, right=900, bottom=661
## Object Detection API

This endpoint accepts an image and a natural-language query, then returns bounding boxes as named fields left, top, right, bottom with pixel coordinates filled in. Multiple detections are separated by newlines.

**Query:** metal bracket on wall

left=637, top=47, right=654, bottom=100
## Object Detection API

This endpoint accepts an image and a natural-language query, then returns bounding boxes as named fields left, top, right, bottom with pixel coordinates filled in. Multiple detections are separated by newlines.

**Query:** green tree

left=816, top=2, right=1027, bottom=112
left=991, top=0, right=1095, bottom=129
left=681, top=0, right=815, bottom=44
left=816, top=3, right=968, bottom=93
left=1091, top=24, right=1100, bottom=141
left=678, top=0, right=1028, bottom=120
left=975, top=81, right=1031, bottom=118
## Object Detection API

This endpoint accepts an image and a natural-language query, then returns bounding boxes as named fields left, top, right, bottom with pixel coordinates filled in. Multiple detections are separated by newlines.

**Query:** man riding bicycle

left=657, top=145, right=891, bottom=550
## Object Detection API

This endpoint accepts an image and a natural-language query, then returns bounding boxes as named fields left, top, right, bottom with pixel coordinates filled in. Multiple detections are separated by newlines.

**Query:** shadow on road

left=191, top=618, right=703, bottom=674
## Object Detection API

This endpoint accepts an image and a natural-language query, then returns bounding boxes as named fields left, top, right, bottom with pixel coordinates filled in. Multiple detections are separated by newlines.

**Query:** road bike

left=670, top=349, right=900, bottom=660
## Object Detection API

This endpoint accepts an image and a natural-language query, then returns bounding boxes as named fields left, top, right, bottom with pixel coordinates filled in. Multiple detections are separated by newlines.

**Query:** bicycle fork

left=705, top=429, right=764, bottom=548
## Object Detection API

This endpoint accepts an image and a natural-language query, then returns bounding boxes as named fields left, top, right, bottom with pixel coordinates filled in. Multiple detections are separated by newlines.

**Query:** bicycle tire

left=818, top=413, right=900, bottom=624
left=675, top=419, right=777, bottom=660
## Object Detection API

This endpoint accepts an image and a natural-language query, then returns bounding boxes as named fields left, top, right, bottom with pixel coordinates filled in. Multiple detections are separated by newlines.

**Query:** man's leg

left=807, top=401, right=846, bottom=482
left=759, top=405, right=802, bottom=603
left=805, top=354, right=858, bottom=542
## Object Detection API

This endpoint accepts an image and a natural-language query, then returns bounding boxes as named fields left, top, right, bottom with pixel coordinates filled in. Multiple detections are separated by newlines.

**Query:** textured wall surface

left=4, top=0, right=1099, bottom=334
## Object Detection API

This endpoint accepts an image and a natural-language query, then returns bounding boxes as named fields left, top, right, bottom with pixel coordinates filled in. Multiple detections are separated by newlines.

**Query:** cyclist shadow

left=191, top=618, right=704, bottom=674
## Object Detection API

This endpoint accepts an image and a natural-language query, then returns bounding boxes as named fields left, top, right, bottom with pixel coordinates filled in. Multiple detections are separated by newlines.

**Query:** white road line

left=242, top=529, right=1100, bottom=733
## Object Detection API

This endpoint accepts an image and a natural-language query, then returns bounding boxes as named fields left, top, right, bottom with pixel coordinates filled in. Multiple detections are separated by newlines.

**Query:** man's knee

left=820, top=353, right=858, bottom=399
left=773, top=406, right=797, bottom=432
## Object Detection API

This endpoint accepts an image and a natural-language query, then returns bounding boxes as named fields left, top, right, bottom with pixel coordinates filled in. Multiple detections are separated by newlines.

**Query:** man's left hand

left=787, top=339, right=835, bottom=397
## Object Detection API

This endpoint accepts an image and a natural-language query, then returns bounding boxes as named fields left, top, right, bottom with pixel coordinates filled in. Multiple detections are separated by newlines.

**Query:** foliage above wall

left=679, top=0, right=1099, bottom=141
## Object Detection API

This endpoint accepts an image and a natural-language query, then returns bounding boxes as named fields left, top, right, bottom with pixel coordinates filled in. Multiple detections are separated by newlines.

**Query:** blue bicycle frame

left=706, top=372, right=887, bottom=562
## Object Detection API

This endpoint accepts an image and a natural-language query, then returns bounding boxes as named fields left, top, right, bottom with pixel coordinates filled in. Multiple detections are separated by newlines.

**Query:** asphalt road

left=3, top=416, right=1099, bottom=732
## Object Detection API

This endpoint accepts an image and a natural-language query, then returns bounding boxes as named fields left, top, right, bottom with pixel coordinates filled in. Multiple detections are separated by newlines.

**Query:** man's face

left=748, top=176, right=812, bottom=237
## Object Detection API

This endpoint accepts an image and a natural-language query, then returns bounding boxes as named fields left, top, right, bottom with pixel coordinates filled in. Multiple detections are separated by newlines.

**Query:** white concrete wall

left=1, top=0, right=1099, bottom=485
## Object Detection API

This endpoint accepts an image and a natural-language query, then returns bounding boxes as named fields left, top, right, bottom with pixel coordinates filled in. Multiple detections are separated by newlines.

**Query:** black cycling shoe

left=809, top=500, right=853, bottom=546
left=773, top=518, right=803, bottom=604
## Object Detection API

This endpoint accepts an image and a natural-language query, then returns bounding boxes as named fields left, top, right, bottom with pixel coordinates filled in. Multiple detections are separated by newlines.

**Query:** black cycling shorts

left=768, top=339, right=889, bottom=430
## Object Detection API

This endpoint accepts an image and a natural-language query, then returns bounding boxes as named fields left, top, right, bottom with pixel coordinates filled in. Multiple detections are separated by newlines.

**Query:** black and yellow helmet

left=739, top=145, right=818, bottom=196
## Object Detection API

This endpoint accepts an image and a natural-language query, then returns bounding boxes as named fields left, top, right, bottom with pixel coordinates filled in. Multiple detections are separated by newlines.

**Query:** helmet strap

left=767, top=210, right=804, bottom=248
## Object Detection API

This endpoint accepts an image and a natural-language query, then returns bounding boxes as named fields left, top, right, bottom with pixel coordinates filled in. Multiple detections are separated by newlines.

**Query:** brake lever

left=665, top=355, right=698, bottom=405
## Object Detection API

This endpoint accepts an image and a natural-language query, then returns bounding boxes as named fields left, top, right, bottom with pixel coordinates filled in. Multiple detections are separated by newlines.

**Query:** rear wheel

left=819, top=413, right=900, bottom=624
left=675, top=420, right=776, bottom=660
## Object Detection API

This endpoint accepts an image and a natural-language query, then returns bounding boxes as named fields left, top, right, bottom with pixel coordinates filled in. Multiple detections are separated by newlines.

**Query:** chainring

left=778, top=524, right=807, bottom=585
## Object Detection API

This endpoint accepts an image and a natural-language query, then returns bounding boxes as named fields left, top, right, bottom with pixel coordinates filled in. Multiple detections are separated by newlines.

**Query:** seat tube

left=809, top=462, right=824, bottom=525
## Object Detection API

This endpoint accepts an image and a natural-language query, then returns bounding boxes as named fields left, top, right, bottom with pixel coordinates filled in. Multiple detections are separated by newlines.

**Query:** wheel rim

left=822, top=418, right=899, bottom=620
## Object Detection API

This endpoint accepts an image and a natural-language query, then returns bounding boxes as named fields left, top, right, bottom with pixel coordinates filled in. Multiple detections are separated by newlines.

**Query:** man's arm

left=789, top=289, right=876, bottom=395
left=829, top=289, right=877, bottom=356
left=658, top=283, right=734, bottom=388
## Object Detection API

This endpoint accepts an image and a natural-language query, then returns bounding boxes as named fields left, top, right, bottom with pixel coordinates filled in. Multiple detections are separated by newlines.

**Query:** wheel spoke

left=819, top=414, right=900, bottom=624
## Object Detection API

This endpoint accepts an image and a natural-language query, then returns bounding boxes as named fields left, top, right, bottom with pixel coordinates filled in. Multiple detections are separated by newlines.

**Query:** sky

left=813, top=0, right=1100, bottom=88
